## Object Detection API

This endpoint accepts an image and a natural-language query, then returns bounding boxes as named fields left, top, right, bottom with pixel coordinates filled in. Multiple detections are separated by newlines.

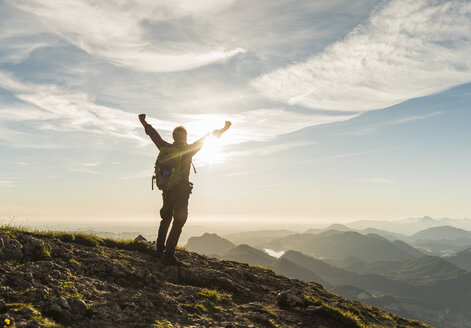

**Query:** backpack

left=152, top=146, right=183, bottom=190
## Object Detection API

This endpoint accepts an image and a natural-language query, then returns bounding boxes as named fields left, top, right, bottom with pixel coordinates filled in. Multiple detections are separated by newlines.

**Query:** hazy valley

left=183, top=217, right=471, bottom=328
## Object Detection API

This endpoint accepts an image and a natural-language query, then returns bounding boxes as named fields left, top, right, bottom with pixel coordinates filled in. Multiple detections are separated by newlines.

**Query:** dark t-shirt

left=144, top=124, right=204, bottom=183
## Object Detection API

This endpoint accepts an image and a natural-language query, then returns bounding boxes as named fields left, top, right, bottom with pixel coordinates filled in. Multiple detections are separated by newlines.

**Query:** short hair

left=172, top=126, right=187, bottom=140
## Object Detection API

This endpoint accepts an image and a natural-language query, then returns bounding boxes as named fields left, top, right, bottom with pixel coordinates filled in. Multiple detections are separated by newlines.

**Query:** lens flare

left=194, top=135, right=225, bottom=165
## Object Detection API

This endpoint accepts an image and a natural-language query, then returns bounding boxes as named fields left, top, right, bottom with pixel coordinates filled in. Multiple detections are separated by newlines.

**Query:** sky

left=0, top=0, right=470, bottom=228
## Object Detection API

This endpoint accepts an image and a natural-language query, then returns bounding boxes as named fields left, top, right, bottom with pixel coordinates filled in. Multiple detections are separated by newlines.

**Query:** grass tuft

left=303, top=295, right=371, bottom=328
left=197, top=289, right=222, bottom=303
left=153, top=320, right=173, bottom=328
left=33, top=245, right=51, bottom=261
left=68, top=258, right=81, bottom=266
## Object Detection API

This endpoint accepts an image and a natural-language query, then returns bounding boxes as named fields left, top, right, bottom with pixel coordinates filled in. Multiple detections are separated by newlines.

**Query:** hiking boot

left=163, top=255, right=183, bottom=266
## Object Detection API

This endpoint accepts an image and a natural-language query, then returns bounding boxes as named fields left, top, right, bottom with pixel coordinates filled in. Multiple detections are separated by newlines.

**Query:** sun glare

left=195, top=135, right=225, bottom=165
left=184, top=115, right=237, bottom=165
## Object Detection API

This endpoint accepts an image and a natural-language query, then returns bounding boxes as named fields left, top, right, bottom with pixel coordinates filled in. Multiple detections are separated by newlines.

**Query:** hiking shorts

left=160, top=183, right=192, bottom=219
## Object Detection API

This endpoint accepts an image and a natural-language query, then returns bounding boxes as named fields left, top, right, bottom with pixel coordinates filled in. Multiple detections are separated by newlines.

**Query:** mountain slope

left=222, top=244, right=329, bottom=287
left=224, top=244, right=275, bottom=267
left=221, top=229, right=294, bottom=248
left=445, top=247, right=471, bottom=270
left=344, top=256, right=465, bottom=284
left=408, top=225, right=471, bottom=242
left=0, top=227, right=431, bottom=328
left=184, top=233, right=235, bottom=256
left=268, top=231, right=420, bottom=263
left=280, top=251, right=428, bottom=299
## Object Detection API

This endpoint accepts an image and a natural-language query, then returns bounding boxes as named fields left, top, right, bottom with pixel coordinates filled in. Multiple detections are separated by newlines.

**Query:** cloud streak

left=0, top=72, right=145, bottom=145
left=7, top=0, right=245, bottom=72
left=181, top=110, right=358, bottom=145
left=253, top=0, right=471, bottom=111
left=0, top=72, right=356, bottom=149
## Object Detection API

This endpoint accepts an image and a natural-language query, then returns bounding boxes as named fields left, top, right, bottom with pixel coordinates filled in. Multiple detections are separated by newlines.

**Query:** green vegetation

left=189, top=288, right=229, bottom=315
left=262, top=307, right=278, bottom=319
left=68, top=258, right=81, bottom=266
left=9, top=302, right=32, bottom=308
left=73, top=234, right=100, bottom=247
left=31, top=315, right=64, bottom=328
left=187, top=313, right=213, bottom=323
left=212, top=277, right=239, bottom=293
left=33, top=245, right=51, bottom=261
left=176, top=246, right=190, bottom=254
left=304, top=295, right=322, bottom=306
left=1, top=229, right=18, bottom=240
left=196, top=302, right=220, bottom=313
left=249, top=264, right=275, bottom=274
left=268, top=318, right=283, bottom=328
left=303, top=295, right=371, bottom=328
left=0, top=225, right=156, bottom=255
left=262, top=307, right=282, bottom=328
left=58, top=233, right=75, bottom=242
left=197, top=288, right=222, bottom=303
left=153, top=320, right=173, bottom=328
left=3, top=303, right=63, bottom=328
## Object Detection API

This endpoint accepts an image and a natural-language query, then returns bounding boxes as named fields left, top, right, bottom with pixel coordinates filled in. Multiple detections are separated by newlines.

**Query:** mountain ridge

left=0, top=227, right=431, bottom=328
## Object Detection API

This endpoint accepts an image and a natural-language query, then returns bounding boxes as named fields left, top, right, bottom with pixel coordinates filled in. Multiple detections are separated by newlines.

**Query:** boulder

left=134, top=235, right=147, bottom=243
left=277, top=290, right=305, bottom=307
left=0, top=233, right=23, bottom=260
left=43, top=297, right=72, bottom=323
left=67, top=298, right=88, bottom=316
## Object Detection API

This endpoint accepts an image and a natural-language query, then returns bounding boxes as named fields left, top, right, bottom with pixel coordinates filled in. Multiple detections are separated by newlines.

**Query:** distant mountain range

left=266, top=230, right=422, bottom=263
left=221, top=229, right=294, bottom=248
left=404, top=226, right=471, bottom=256
left=220, top=244, right=471, bottom=327
left=408, top=225, right=471, bottom=242
left=184, top=220, right=471, bottom=328
left=341, top=255, right=464, bottom=284
left=347, top=216, right=471, bottom=235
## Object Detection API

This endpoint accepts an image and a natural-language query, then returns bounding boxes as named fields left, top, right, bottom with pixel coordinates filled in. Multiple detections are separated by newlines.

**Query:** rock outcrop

left=0, top=228, right=431, bottom=328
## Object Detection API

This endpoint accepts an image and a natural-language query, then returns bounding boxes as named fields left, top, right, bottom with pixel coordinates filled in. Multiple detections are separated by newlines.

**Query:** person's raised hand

left=138, top=114, right=147, bottom=125
left=213, top=121, right=231, bottom=138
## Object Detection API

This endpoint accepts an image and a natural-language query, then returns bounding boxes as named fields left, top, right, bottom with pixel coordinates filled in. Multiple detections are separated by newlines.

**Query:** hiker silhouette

left=139, top=114, right=231, bottom=265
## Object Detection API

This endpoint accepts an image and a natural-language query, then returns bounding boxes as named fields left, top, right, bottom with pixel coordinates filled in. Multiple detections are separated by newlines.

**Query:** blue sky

left=0, top=0, right=470, bottom=226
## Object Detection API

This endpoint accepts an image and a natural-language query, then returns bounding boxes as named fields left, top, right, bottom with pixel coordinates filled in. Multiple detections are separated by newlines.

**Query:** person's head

left=172, top=125, right=187, bottom=144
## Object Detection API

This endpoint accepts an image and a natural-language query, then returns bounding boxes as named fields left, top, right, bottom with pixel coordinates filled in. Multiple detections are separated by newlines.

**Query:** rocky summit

left=0, top=228, right=431, bottom=328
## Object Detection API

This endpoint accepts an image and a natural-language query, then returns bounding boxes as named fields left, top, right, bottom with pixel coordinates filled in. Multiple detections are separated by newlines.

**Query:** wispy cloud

left=0, top=180, right=16, bottom=188
left=253, top=0, right=471, bottom=111
left=0, top=72, right=357, bottom=150
left=0, top=2, right=56, bottom=64
left=7, top=0, right=245, bottom=72
left=343, top=111, right=442, bottom=136
left=0, top=72, right=146, bottom=145
left=181, top=109, right=358, bottom=144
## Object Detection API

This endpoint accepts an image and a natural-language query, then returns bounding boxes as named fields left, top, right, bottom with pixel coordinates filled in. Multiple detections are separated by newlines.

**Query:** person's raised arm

left=189, top=121, right=232, bottom=155
left=138, top=114, right=171, bottom=149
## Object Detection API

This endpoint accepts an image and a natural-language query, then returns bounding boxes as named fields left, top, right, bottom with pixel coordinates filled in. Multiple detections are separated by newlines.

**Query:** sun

left=195, top=135, right=225, bottom=165
left=184, top=115, right=236, bottom=165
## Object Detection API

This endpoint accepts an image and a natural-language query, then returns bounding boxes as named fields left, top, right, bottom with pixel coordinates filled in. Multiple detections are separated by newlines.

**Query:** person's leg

left=163, top=189, right=189, bottom=260
left=157, top=190, right=174, bottom=255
